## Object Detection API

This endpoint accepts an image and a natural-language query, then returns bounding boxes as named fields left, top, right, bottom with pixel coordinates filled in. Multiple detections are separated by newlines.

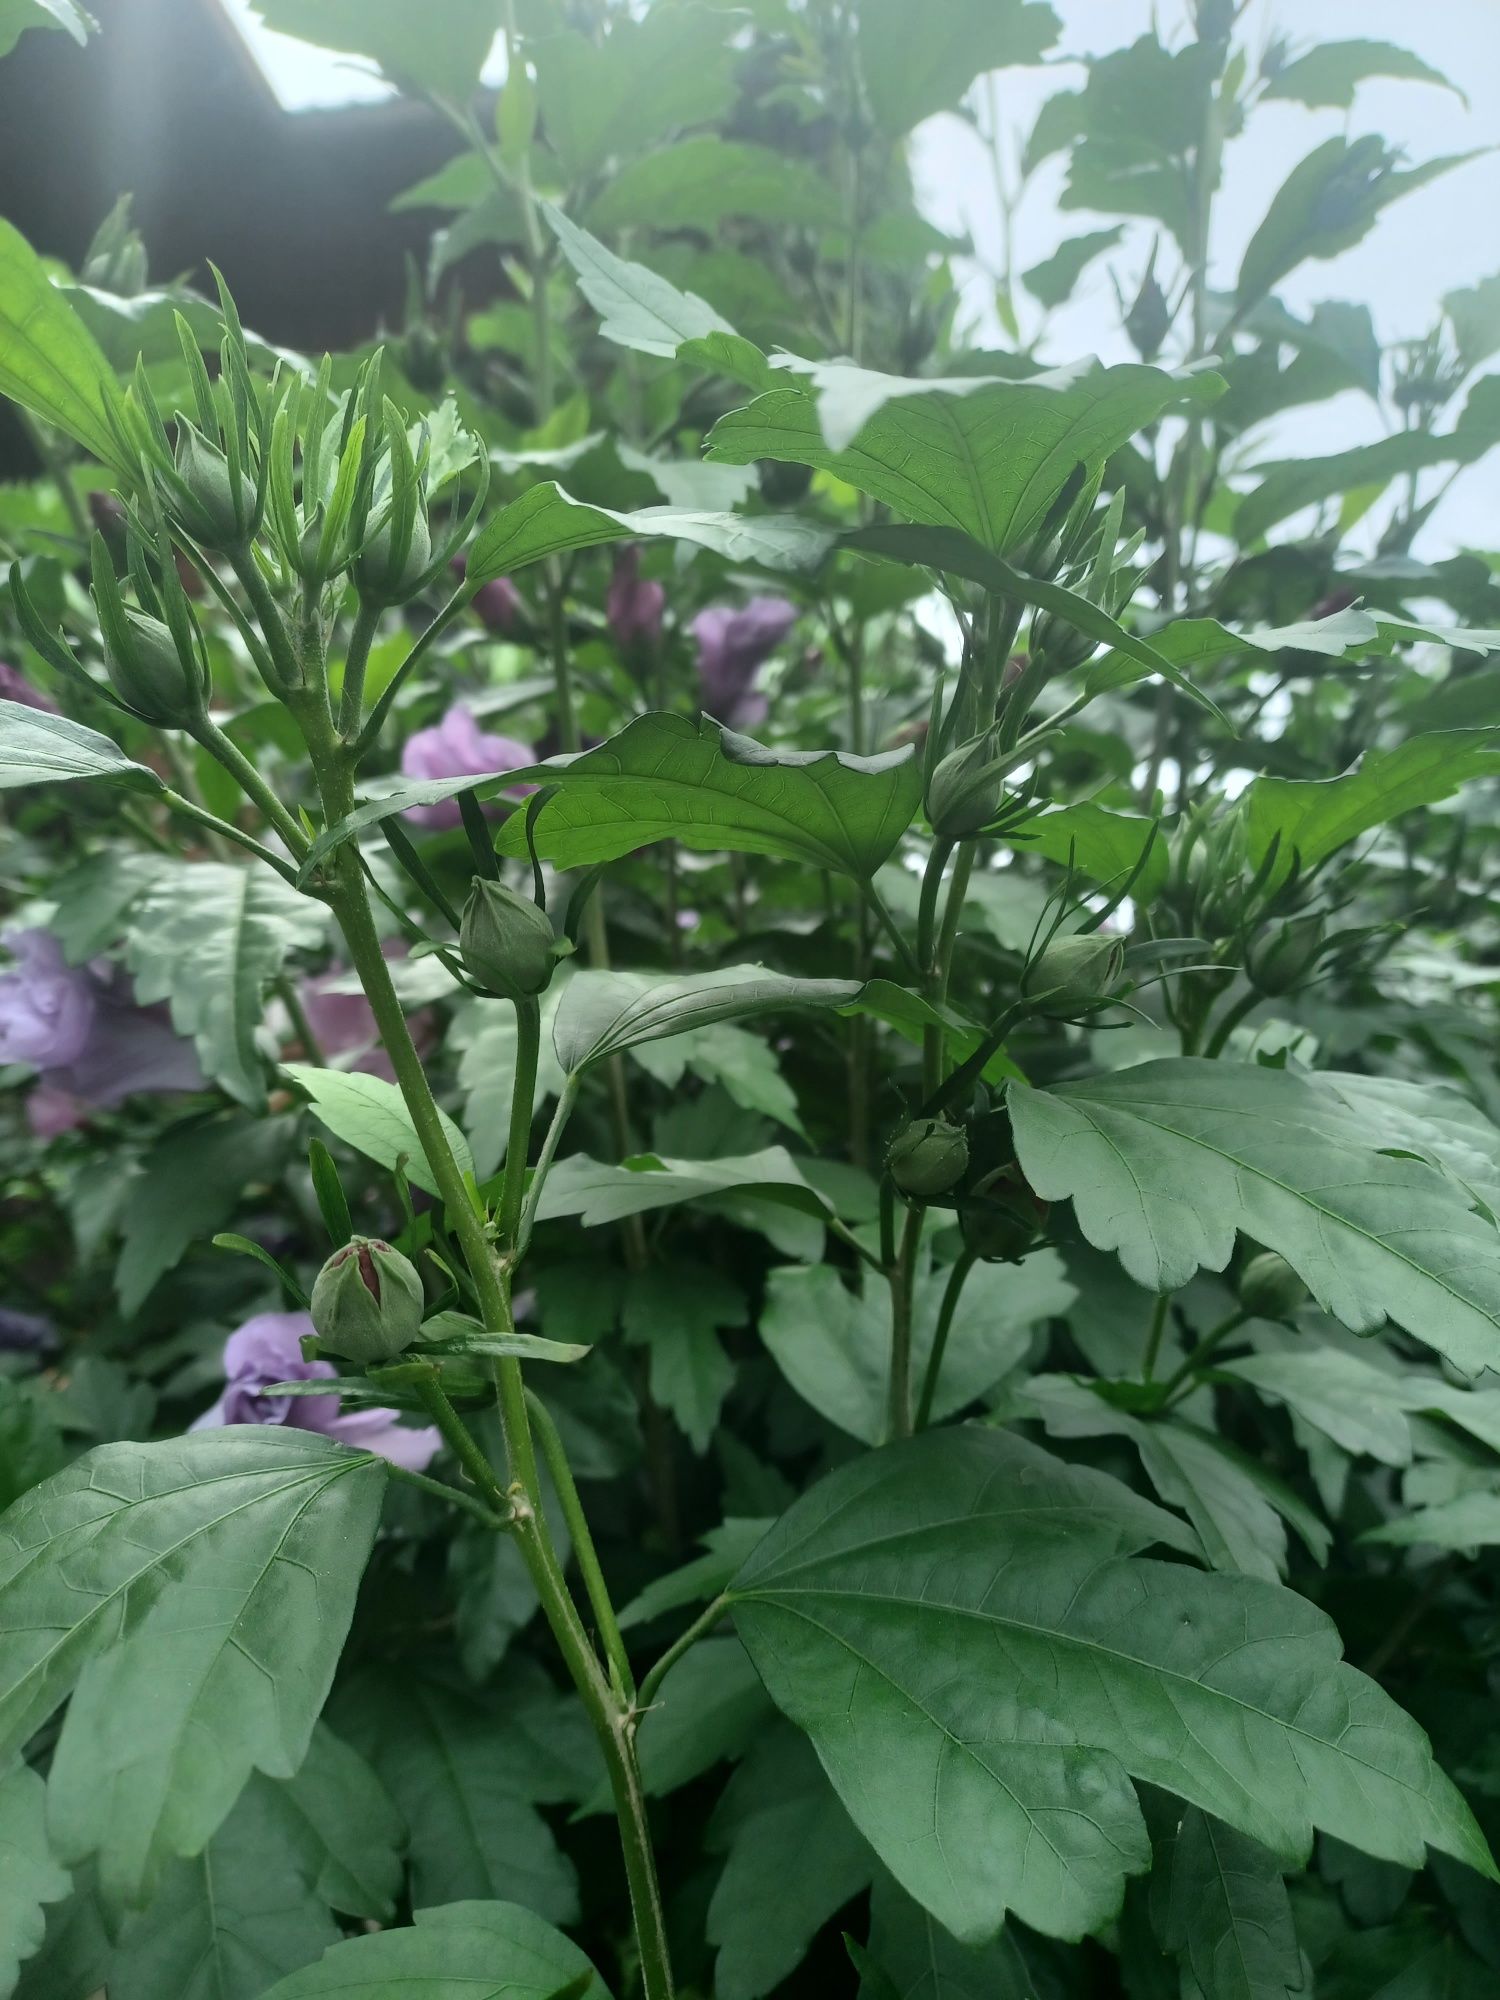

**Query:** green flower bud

left=959, top=1165, right=1050, bottom=1262
left=459, top=878, right=557, bottom=1001
left=887, top=1117, right=969, bottom=1201
left=1238, top=1250, right=1307, bottom=1322
left=356, top=495, right=432, bottom=604
left=1023, top=933, right=1125, bottom=1010
left=172, top=421, right=257, bottom=548
left=927, top=733, right=1004, bottom=838
left=101, top=606, right=204, bottom=726
left=310, top=1236, right=424, bottom=1365
left=1247, top=915, right=1325, bottom=998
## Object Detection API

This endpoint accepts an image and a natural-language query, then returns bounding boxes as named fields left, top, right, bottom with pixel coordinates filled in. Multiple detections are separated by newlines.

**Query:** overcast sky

left=224, top=0, right=1500, bottom=557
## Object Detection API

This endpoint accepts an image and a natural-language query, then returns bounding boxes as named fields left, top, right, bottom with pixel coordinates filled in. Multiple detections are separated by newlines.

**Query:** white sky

left=222, top=0, right=1500, bottom=555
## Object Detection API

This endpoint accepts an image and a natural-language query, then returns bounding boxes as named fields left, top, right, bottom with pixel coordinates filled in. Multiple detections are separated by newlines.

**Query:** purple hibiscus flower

left=0, top=1305, right=56, bottom=1355
left=607, top=544, right=665, bottom=651
left=0, top=929, right=203, bottom=1133
left=191, top=1310, right=440, bottom=1469
left=691, top=598, right=798, bottom=729
left=297, top=941, right=434, bottom=1086
left=399, top=704, right=534, bottom=830
left=0, top=661, right=58, bottom=713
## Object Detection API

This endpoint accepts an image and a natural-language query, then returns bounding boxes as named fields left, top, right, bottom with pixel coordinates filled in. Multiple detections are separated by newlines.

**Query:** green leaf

left=0, top=0, right=91, bottom=57
left=124, top=861, right=326, bottom=1110
left=843, top=977, right=1023, bottom=1086
left=260, top=1901, right=611, bottom=2000
left=1364, top=1491, right=1500, bottom=1550
left=759, top=1251, right=1077, bottom=1446
left=553, top=966, right=861, bottom=1076
left=617, top=1519, right=772, bottom=1632
left=0, top=702, right=162, bottom=794
left=535, top=1147, right=831, bottom=1233
left=486, top=714, right=921, bottom=879
left=1022, top=228, right=1124, bottom=309
left=727, top=1426, right=1491, bottom=1945
left=1264, top=39, right=1460, bottom=110
left=1148, top=1803, right=1302, bottom=2000
left=0, top=1764, right=70, bottom=2000
left=863, top=1867, right=1063, bottom=1999
left=636, top=1637, right=773, bottom=1799
left=585, top=139, right=842, bottom=234
left=533, top=5, right=735, bottom=180
left=707, top=1725, right=874, bottom=2000
left=248, top=0, right=498, bottom=101
left=1237, top=137, right=1482, bottom=310
left=622, top=1264, right=745, bottom=1454
left=543, top=205, right=772, bottom=389
left=1244, top=730, right=1500, bottom=874
left=1021, top=802, right=1167, bottom=897
left=1444, top=271, right=1500, bottom=373
left=0, top=1430, right=385, bottom=1910
left=1008, top=1060, right=1500, bottom=1374
left=1219, top=1349, right=1417, bottom=1466
left=283, top=1063, right=475, bottom=1200
left=334, top=1671, right=580, bottom=1922
left=855, top=0, right=1058, bottom=135
left=0, top=219, right=127, bottom=470
left=708, top=360, right=1220, bottom=555
left=630, top=1022, right=807, bottom=1136
left=465, top=477, right=829, bottom=589
left=115, top=1114, right=283, bottom=1317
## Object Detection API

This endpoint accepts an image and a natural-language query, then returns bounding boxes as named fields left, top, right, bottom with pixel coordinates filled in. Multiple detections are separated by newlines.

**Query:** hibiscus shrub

left=5, top=5, right=1500, bottom=1999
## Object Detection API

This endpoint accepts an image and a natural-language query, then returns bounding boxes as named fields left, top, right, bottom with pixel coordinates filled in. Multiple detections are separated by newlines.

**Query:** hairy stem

left=526, top=1387, right=636, bottom=1700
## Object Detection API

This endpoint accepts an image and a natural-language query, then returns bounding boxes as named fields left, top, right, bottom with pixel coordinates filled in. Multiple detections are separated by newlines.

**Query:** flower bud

left=1023, top=933, right=1125, bottom=1010
left=459, top=878, right=557, bottom=1001
left=887, top=1117, right=969, bottom=1201
left=927, top=733, right=1004, bottom=839
left=959, top=1164, right=1049, bottom=1262
left=101, top=606, right=203, bottom=726
left=1247, top=915, right=1325, bottom=998
left=310, top=1236, right=424, bottom=1365
left=356, top=496, right=433, bottom=604
left=1237, top=1250, right=1307, bottom=1322
left=172, top=422, right=257, bottom=548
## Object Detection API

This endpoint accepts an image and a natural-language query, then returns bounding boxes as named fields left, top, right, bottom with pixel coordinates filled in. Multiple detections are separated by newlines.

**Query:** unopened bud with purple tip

left=310, top=1236, right=424, bottom=1366
left=607, top=544, right=664, bottom=650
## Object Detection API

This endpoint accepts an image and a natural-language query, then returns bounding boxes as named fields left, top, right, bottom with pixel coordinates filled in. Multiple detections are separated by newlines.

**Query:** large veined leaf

left=0, top=219, right=127, bottom=470
left=492, top=714, right=922, bottom=877
left=282, top=1063, right=475, bottom=1200
left=552, top=966, right=861, bottom=1076
left=0, top=1430, right=385, bottom=1910
left=1244, top=731, right=1500, bottom=875
left=862, top=1867, right=1066, bottom=1999
left=1008, top=1059, right=1500, bottom=1374
left=536, top=1147, right=831, bottom=1232
left=707, top=360, right=1221, bottom=555
left=124, top=861, right=326, bottom=1109
left=0, top=1763, right=70, bottom=1999
left=585, top=138, right=844, bottom=234
left=0, top=702, right=162, bottom=794
left=727, top=1426, right=1491, bottom=1946
left=533, top=5, right=735, bottom=182
left=261, top=1901, right=611, bottom=2000
left=465, top=476, right=830, bottom=588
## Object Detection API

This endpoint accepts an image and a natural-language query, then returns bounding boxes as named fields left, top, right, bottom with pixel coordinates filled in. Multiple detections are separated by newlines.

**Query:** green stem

left=276, top=971, right=327, bottom=1067
left=638, top=1594, right=729, bottom=1715
left=230, top=544, right=306, bottom=698
left=914, top=1249, right=977, bottom=1431
left=526, top=1387, right=636, bottom=1700
left=517, top=1070, right=580, bottom=1258
left=1141, top=1293, right=1171, bottom=1384
left=354, top=585, right=469, bottom=760
left=191, top=717, right=311, bottom=858
left=859, top=880, right=923, bottom=982
left=1203, top=985, right=1261, bottom=1059
left=386, top=1457, right=513, bottom=1531
left=159, top=788, right=299, bottom=884
left=886, top=1205, right=924, bottom=1441
left=338, top=595, right=383, bottom=740
left=1156, top=1309, right=1248, bottom=1407
left=497, top=997, right=541, bottom=1254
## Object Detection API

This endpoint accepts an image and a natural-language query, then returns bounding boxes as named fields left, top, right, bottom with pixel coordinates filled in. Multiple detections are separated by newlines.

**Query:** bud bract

left=101, top=606, right=203, bottom=726
left=927, top=733, right=1004, bottom=838
left=959, top=1164, right=1050, bottom=1262
left=1247, top=915, right=1325, bottom=998
left=310, top=1236, right=424, bottom=1365
left=887, top=1117, right=969, bottom=1201
left=1023, top=933, right=1125, bottom=1010
left=172, top=421, right=257, bottom=547
left=459, top=878, right=557, bottom=1001
left=356, top=495, right=433, bottom=604
left=1238, top=1250, right=1307, bottom=1322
